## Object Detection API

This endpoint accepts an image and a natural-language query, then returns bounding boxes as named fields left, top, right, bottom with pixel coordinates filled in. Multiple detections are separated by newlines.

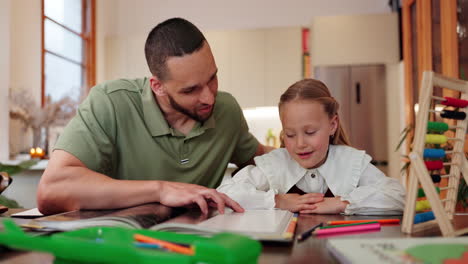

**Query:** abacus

left=401, top=71, right=468, bottom=237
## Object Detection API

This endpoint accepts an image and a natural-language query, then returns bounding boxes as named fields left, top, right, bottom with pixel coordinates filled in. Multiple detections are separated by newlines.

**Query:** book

left=327, top=237, right=468, bottom=264
left=16, top=204, right=296, bottom=242
left=196, top=209, right=296, bottom=242
left=19, top=203, right=181, bottom=231
left=11, top=208, right=43, bottom=218
left=133, top=209, right=296, bottom=242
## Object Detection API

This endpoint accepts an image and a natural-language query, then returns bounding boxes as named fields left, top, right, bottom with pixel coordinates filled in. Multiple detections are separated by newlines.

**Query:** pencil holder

left=0, top=219, right=262, bottom=264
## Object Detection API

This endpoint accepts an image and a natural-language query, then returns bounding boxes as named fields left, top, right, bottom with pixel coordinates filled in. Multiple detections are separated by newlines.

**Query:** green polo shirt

left=54, top=78, right=259, bottom=188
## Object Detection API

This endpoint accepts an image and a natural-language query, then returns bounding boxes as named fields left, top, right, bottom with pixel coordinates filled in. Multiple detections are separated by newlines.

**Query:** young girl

left=217, top=79, right=405, bottom=215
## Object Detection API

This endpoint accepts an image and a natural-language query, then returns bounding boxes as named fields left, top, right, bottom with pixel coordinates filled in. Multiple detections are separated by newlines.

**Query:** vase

left=32, top=126, right=49, bottom=157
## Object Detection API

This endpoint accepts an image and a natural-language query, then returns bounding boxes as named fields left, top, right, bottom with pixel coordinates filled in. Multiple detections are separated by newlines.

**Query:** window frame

left=41, top=0, right=95, bottom=106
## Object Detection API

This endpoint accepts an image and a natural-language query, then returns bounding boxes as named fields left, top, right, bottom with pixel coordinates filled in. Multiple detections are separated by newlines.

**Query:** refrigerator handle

left=355, top=82, right=361, bottom=104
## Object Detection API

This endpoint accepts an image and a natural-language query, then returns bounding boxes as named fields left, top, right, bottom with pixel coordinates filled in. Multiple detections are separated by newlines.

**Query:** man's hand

left=274, top=193, right=324, bottom=213
left=157, top=181, right=244, bottom=215
left=299, top=197, right=349, bottom=214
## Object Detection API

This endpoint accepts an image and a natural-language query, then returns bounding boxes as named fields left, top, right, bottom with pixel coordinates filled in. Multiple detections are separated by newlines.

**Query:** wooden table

left=1, top=206, right=467, bottom=264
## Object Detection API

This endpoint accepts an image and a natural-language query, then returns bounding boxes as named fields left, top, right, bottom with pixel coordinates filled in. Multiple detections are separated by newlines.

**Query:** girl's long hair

left=278, top=79, right=351, bottom=146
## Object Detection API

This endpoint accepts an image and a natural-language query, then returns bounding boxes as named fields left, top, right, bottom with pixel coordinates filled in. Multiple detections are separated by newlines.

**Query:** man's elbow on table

left=37, top=169, right=80, bottom=215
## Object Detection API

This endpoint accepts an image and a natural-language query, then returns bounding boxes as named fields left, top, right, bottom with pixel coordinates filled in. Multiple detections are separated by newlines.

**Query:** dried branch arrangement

left=9, top=90, right=78, bottom=131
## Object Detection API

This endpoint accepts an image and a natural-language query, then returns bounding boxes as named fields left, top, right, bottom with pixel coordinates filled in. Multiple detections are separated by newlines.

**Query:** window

left=42, top=0, right=95, bottom=105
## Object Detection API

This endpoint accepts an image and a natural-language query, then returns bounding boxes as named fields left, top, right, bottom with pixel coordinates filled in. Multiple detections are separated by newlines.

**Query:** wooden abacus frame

left=402, top=71, right=468, bottom=237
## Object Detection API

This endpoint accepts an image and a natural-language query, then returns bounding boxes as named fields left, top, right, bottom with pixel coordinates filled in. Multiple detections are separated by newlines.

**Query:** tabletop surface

left=1, top=206, right=467, bottom=264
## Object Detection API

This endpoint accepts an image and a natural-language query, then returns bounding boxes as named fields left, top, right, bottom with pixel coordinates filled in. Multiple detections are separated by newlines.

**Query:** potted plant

left=0, top=160, right=38, bottom=208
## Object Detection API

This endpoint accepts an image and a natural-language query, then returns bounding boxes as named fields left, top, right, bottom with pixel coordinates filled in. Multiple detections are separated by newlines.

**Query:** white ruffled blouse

left=217, top=145, right=406, bottom=215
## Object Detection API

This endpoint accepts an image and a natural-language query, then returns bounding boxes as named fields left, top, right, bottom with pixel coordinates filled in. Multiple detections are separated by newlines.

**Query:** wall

left=8, top=0, right=42, bottom=156
left=0, top=0, right=11, bottom=160
left=95, top=0, right=150, bottom=83
left=9, top=0, right=42, bottom=101
left=311, top=13, right=399, bottom=66
left=103, top=35, right=150, bottom=81
left=96, top=0, right=113, bottom=84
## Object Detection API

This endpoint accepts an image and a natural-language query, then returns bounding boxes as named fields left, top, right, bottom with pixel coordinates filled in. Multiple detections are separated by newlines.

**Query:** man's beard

left=167, top=94, right=213, bottom=122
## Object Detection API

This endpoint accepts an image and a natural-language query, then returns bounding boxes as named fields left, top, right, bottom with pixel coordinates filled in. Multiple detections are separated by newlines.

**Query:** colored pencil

left=313, top=223, right=381, bottom=236
left=284, top=213, right=299, bottom=239
left=134, top=234, right=194, bottom=255
left=297, top=222, right=323, bottom=241
left=134, top=234, right=190, bottom=248
left=20, top=223, right=45, bottom=229
left=319, top=221, right=378, bottom=229
left=134, top=242, right=164, bottom=249
left=327, top=219, right=400, bottom=225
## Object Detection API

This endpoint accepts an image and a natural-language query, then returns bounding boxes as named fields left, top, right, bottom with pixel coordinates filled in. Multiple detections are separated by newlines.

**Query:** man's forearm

left=37, top=150, right=244, bottom=215
left=37, top=166, right=161, bottom=215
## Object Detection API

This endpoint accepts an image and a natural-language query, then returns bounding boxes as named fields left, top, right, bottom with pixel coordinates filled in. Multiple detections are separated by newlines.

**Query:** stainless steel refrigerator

left=314, top=65, right=388, bottom=173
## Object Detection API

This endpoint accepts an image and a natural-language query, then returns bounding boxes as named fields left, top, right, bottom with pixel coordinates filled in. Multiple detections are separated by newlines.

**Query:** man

left=37, top=18, right=272, bottom=215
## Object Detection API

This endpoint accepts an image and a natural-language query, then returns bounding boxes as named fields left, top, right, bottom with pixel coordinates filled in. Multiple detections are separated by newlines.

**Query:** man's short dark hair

left=144, top=18, right=206, bottom=81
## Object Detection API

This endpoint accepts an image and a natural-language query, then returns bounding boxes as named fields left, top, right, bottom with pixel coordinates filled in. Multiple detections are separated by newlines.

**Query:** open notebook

left=327, top=237, right=468, bottom=264
left=16, top=207, right=296, bottom=242
left=155, top=209, right=297, bottom=242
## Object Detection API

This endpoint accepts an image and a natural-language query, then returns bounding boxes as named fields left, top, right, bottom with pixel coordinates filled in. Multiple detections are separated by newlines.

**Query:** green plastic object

left=0, top=219, right=261, bottom=264
left=427, top=121, right=449, bottom=133
left=417, top=186, right=441, bottom=198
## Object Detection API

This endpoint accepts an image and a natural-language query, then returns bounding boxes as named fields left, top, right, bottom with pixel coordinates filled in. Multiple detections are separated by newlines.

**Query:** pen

left=313, top=223, right=381, bottom=236
left=297, top=222, right=323, bottom=241
left=134, top=234, right=195, bottom=255
left=327, top=219, right=400, bottom=225
left=319, top=221, right=378, bottom=229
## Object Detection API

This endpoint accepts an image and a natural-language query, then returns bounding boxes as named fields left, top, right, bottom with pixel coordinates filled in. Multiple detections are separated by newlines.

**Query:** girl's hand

left=300, top=197, right=349, bottom=214
left=274, top=193, right=324, bottom=212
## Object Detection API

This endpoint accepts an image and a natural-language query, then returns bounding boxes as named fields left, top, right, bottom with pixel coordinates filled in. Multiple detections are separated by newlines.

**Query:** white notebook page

left=197, top=209, right=294, bottom=241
